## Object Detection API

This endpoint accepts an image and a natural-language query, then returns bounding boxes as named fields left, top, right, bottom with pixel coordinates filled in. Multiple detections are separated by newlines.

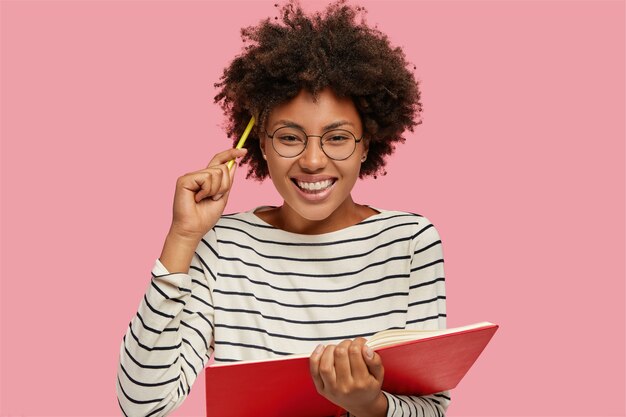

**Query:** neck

left=276, top=196, right=365, bottom=235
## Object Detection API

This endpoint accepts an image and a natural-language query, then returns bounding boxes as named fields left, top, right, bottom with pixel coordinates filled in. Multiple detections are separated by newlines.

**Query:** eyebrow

left=271, top=119, right=356, bottom=131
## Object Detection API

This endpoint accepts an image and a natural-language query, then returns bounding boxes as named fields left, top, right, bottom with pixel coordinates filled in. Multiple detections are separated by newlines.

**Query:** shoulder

left=196, top=210, right=265, bottom=254
left=204, top=209, right=280, bottom=246
left=213, top=209, right=273, bottom=232
left=368, top=208, right=442, bottom=245
left=368, top=208, right=436, bottom=229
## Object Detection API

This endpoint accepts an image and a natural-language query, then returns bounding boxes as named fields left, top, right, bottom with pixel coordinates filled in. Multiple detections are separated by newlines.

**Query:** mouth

left=291, top=178, right=337, bottom=193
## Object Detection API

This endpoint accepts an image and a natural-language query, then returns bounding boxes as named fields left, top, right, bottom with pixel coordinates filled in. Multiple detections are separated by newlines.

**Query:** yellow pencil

left=227, top=116, right=255, bottom=170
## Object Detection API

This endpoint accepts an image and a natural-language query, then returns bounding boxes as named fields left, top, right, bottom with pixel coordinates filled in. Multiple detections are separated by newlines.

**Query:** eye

left=328, top=135, right=348, bottom=142
left=272, top=126, right=306, bottom=146
left=323, top=131, right=353, bottom=145
left=277, top=134, right=304, bottom=145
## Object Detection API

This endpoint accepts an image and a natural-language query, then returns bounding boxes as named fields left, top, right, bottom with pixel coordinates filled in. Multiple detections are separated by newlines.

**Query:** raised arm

left=116, top=148, right=246, bottom=417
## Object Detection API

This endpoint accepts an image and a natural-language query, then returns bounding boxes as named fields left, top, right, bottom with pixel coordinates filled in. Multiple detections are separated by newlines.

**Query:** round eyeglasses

left=264, top=126, right=363, bottom=161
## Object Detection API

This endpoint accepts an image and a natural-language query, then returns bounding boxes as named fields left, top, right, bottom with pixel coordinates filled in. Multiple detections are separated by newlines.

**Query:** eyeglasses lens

left=272, top=127, right=357, bottom=160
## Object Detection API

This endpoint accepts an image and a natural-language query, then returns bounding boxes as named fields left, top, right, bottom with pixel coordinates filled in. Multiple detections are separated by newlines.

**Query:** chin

left=291, top=202, right=337, bottom=222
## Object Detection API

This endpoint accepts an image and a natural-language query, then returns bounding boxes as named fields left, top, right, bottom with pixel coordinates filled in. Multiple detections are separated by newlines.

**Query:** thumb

left=363, top=346, right=384, bottom=382
left=230, top=161, right=238, bottom=179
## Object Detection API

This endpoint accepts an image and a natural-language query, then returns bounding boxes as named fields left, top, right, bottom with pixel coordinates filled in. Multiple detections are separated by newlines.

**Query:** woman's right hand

left=168, top=147, right=248, bottom=243
left=160, top=147, right=247, bottom=273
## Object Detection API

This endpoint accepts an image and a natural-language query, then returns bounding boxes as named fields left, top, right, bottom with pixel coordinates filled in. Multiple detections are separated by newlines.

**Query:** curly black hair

left=214, top=0, right=422, bottom=180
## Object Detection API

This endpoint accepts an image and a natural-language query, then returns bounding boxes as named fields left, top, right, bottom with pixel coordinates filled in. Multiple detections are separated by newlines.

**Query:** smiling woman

left=116, top=2, right=448, bottom=417
left=258, top=88, right=375, bottom=233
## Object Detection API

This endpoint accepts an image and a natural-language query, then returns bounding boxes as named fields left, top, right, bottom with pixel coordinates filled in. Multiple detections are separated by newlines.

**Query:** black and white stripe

left=117, top=208, right=449, bottom=416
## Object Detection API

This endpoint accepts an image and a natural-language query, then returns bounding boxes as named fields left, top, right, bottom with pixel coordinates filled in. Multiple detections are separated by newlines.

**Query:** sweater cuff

left=154, top=258, right=171, bottom=275
left=150, top=259, right=192, bottom=298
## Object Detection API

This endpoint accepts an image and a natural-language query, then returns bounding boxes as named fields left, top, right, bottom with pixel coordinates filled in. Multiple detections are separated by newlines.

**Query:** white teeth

left=296, top=179, right=334, bottom=191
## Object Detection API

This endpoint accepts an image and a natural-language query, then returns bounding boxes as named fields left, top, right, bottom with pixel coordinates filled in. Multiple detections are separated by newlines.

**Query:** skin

left=310, top=338, right=388, bottom=417
left=159, top=87, right=387, bottom=416
left=257, top=88, right=378, bottom=235
left=159, top=147, right=248, bottom=273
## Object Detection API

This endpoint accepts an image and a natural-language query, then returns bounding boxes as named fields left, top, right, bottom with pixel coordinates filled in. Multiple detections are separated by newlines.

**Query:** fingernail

left=365, top=346, right=374, bottom=359
left=313, top=344, right=324, bottom=355
left=211, top=194, right=223, bottom=201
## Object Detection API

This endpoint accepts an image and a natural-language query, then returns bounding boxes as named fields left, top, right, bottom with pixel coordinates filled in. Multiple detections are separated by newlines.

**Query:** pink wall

left=1, top=1, right=624, bottom=416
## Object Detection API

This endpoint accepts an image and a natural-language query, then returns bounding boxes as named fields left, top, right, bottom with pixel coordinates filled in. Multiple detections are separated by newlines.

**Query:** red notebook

left=205, top=322, right=498, bottom=417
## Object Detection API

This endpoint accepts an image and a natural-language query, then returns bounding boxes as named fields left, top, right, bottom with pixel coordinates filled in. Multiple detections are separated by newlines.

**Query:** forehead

left=266, top=88, right=361, bottom=131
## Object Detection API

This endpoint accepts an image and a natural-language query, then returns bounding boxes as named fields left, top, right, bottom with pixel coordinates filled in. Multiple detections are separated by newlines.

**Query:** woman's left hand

left=309, top=338, right=388, bottom=417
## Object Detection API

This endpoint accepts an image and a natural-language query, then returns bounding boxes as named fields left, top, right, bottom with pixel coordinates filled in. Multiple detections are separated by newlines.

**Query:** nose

left=298, top=137, right=327, bottom=171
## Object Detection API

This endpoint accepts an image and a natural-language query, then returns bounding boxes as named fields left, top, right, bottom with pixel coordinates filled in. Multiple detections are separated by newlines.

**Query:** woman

left=117, top=2, right=449, bottom=416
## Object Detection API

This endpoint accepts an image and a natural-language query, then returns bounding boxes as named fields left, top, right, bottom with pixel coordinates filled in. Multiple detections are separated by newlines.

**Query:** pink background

left=1, top=1, right=624, bottom=416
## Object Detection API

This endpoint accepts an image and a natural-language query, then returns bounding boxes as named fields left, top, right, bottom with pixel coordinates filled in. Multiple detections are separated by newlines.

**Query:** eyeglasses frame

left=263, top=126, right=364, bottom=161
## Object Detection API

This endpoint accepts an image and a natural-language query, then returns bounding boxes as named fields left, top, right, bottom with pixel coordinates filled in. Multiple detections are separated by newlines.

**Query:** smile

left=294, top=179, right=336, bottom=192
left=290, top=177, right=338, bottom=201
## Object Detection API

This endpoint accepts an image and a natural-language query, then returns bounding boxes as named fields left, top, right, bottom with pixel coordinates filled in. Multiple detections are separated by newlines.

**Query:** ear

left=360, top=136, right=370, bottom=162
left=258, top=128, right=268, bottom=160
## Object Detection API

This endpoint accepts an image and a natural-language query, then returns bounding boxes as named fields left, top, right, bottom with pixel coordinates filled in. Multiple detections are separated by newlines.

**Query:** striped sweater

left=117, top=208, right=450, bottom=417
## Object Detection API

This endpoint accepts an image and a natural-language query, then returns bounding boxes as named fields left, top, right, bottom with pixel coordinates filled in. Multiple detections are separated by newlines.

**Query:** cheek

left=343, top=171, right=360, bottom=193
left=341, top=160, right=363, bottom=181
left=265, top=156, right=290, bottom=185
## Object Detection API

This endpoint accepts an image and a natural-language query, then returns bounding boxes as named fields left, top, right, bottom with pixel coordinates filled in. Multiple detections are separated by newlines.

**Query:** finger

left=206, top=147, right=247, bottom=169
left=309, top=344, right=325, bottom=392
left=192, top=168, right=224, bottom=203
left=362, top=346, right=384, bottom=383
left=176, top=171, right=211, bottom=201
left=333, top=340, right=353, bottom=383
left=211, top=163, right=233, bottom=201
left=348, top=338, right=370, bottom=379
left=318, top=344, right=337, bottom=388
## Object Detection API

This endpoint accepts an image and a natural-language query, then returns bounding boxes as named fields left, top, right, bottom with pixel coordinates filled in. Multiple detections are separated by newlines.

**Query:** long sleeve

left=381, top=218, right=450, bottom=417
left=116, top=231, right=219, bottom=417
left=116, top=210, right=452, bottom=417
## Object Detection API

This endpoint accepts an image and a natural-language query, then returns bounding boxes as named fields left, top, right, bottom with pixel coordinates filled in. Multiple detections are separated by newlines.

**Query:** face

left=260, top=88, right=368, bottom=226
